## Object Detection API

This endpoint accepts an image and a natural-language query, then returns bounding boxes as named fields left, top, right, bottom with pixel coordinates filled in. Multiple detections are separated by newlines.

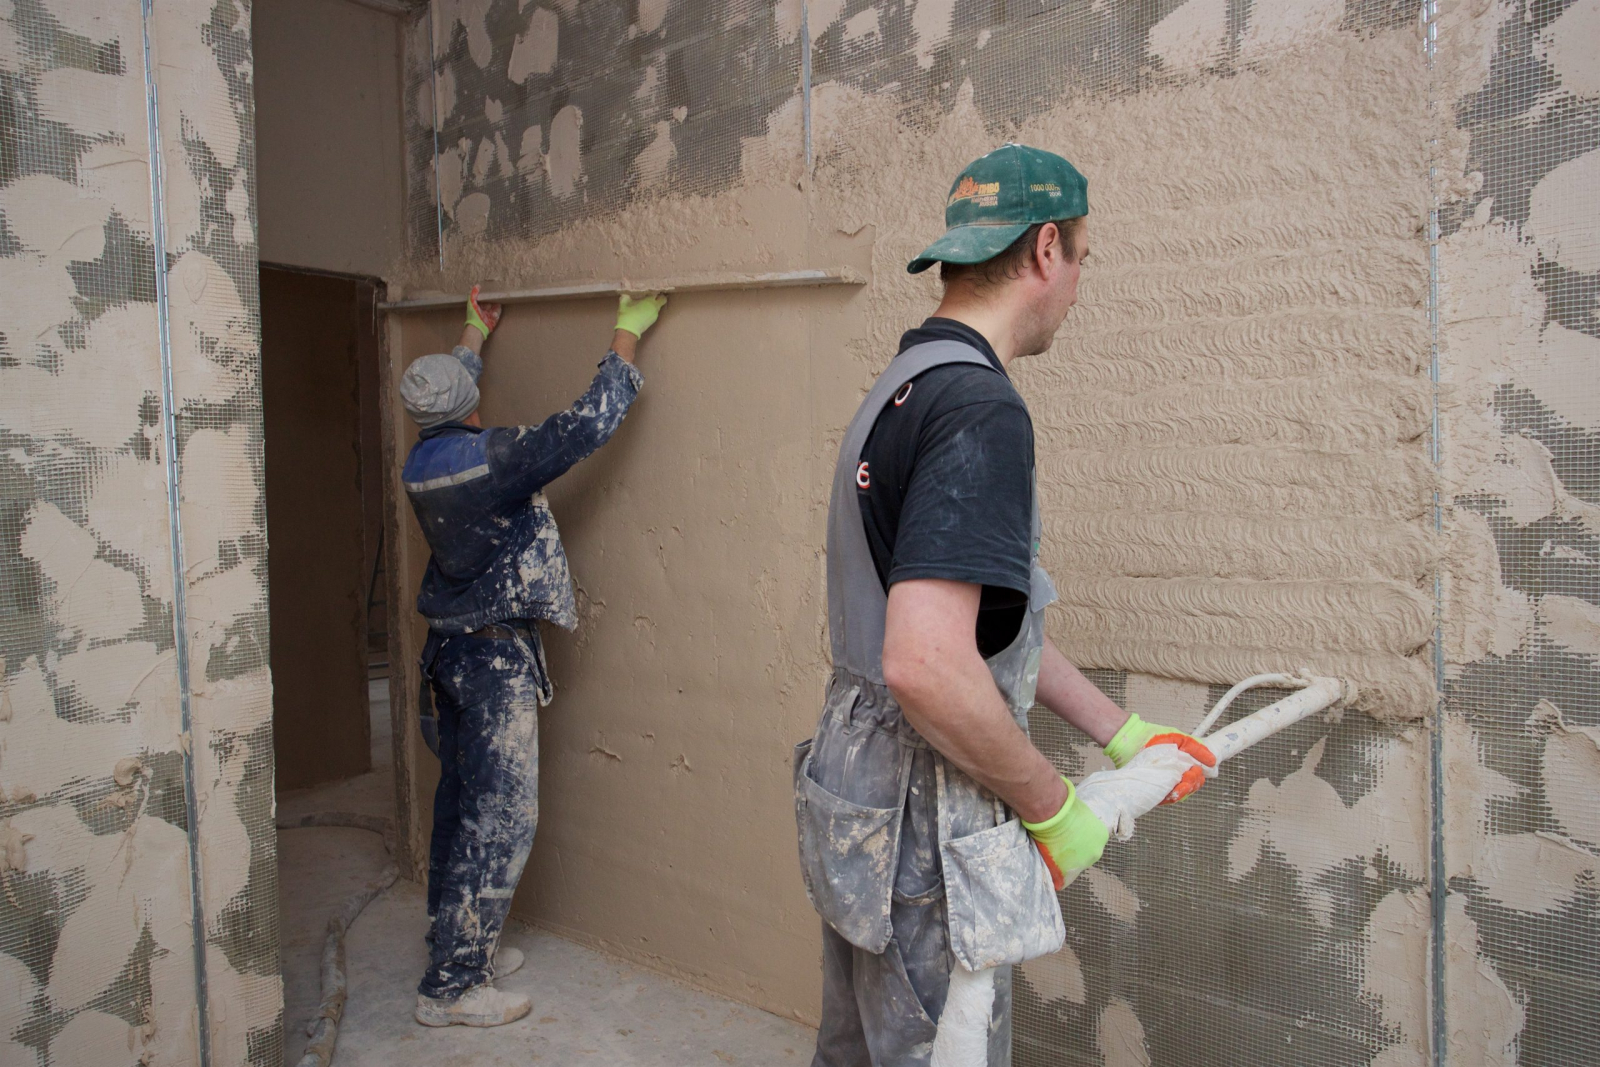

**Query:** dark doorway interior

left=260, top=265, right=385, bottom=790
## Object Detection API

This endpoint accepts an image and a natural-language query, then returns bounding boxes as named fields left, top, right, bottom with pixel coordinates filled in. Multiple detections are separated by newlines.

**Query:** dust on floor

left=276, top=677, right=814, bottom=1066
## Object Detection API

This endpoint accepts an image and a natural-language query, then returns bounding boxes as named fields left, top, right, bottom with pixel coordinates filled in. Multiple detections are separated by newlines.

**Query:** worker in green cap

left=794, top=144, right=1216, bottom=1065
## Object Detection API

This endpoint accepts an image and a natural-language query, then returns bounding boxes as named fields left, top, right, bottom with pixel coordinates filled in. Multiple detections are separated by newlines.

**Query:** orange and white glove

left=465, top=284, right=502, bottom=338
left=1103, top=712, right=1216, bottom=804
left=1076, top=743, right=1215, bottom=841
left=1024, top=737, right=1216, bottom=891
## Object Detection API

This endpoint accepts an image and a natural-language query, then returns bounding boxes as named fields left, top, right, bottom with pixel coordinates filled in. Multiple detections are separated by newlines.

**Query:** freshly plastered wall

left=0, top=1, right=281, bottom=1064
left=391, top=193, right=872, bottom=1013
left=253, top=0, right=405, bottom=277
left=386, top=1, right=1599, bottom=1063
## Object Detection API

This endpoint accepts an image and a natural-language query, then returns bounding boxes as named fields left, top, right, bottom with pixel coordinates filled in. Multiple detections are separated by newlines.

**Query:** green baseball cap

left=907, top=143, right=1089, bottom=274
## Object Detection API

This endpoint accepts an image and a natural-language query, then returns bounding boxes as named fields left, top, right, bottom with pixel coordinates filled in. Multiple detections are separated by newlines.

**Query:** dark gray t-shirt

left=855, top=319, right=1034, bottom=657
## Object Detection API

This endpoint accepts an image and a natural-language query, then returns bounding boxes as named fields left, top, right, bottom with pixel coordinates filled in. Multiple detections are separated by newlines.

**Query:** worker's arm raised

left=611, top=293, right=666, bottom=364
left=882, top=578, right=1069, bottom=824
left=475, top=292, right=667, bottom=496
left=487, top=353, right=643, bottom=499
left=459, top=285, right=503, bottom=354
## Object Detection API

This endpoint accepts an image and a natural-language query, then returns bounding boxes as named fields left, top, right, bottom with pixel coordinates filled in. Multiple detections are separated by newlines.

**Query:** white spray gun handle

left=930, top=674, right=1349, bottom=1067
left=1198, top=675, right=1347, bottom=762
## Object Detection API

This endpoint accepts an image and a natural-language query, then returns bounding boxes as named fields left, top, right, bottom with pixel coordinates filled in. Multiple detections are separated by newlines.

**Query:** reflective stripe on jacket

left=402, top=351, right=642, bottom=634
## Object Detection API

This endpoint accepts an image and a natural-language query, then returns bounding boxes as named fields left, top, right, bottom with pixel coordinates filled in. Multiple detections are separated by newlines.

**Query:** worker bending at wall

left=795, top=145, right=1216, bottom=1066
left=398, top=290, right=668, bottom=1027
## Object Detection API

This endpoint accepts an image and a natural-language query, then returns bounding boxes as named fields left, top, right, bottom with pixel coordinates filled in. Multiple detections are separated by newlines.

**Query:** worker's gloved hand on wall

left=466, top=284, right=503, bottom=339
left=1103, top=711, right=1217, bottom=804
left=615, top=293, right=668, bottom=338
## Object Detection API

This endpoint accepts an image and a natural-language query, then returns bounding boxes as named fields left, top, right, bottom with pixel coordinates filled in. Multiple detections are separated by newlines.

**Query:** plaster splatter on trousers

left=420, top=626, right=547, bottom=998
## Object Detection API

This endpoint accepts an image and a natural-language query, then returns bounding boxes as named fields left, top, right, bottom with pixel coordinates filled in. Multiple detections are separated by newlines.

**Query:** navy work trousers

left=420, top=626, right=547, bottom=999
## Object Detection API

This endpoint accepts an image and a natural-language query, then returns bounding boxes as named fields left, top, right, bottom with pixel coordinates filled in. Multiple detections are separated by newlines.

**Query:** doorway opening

left=258, top=264, right=399, bottom=1062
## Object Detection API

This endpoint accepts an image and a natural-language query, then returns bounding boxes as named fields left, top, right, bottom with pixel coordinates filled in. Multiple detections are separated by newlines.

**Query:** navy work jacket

left=402, top=350, right=643, bottom=635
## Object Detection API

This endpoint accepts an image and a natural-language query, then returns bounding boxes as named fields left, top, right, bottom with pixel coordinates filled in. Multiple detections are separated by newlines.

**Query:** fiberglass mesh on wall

left=0, top=3, right=202, bottom=1063
left=405, top=0, right=804, bottom=262
left=147, top=1, right=282, bottom=1061
left=0, top=1, right=280, bottom=1064
left=1436, top=0, right=1600, bottom=1064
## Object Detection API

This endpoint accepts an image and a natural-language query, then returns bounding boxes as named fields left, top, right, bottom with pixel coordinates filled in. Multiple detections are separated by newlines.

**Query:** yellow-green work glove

left=1022, top=778, right=1111, bottom=891
left=1104, top=712, right=1216, bottom=804
left=465, top=284, right=501, bottom=338
left=615, top=293, right=667, bottom=338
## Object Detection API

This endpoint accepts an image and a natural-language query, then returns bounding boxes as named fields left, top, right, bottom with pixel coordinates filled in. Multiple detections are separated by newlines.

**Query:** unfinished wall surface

left=253, top=0, right=404, bottom=277
left=261, top=267, right=370, bottom=790
left=402, top=0, right=803, bottom=250
left=0, top=1, right=281, bottom=1064
left=385, top=1, right=1598, bottom=1064
left=1434, top=1, right=1600, bottom=1063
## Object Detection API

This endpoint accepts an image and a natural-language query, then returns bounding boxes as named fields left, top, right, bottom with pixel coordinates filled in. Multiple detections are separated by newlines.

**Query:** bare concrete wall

left=253, top=0, right=404, bottom=277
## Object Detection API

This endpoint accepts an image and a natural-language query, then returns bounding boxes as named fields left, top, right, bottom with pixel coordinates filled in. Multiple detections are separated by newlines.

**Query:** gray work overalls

left=795, top=341, right=1066, bottom=1067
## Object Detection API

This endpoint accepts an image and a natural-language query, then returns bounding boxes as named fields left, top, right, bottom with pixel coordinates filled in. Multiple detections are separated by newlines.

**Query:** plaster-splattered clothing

left=797, top=341, right=1065, bottom=1066
left=404, top=350, right=642, bottom=999
left=404, top=348, right=643, bottom=636
left=420, top=625, right=546, bottom=999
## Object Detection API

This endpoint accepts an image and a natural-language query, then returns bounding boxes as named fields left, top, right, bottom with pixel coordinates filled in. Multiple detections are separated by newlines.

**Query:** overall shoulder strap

left=826, top=341, right=1001, bottom=681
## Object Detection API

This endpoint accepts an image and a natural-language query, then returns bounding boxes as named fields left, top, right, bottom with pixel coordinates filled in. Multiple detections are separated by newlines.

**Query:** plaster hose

left=276, top=811, right=399, bottom=1067
left=928, top=674, right=1347, bottom=1067
left=931, top=966, right=997, bottom=1065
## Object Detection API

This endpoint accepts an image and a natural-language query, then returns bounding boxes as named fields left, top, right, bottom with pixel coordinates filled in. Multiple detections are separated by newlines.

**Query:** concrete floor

left=276, top=676, right=814, bottom=1066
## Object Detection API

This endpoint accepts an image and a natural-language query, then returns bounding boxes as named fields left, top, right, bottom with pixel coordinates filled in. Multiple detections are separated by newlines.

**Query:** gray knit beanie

left=400, top=352, right=481, bottom=428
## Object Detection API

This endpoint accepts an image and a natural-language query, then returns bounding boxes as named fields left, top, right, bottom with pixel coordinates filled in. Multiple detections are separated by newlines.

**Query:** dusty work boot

left=494, top=946, right=524, bottom=978
left=414, top=985, right=532, bottom=1027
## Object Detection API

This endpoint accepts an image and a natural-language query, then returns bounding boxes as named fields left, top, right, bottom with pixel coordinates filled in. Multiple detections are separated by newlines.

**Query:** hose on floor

left=276, top=811, right=400, bottom=1067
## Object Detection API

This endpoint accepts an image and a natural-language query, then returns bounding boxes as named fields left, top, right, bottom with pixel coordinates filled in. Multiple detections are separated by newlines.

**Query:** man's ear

left=1035, top=223, right=1062, bottom=276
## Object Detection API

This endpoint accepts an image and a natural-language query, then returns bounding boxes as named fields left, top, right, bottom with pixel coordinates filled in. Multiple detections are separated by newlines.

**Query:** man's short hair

left=940, top=217, right=1082, bottom=289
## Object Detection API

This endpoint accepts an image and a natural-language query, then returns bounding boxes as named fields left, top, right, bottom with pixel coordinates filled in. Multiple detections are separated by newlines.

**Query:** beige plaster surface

left=1, top=0, right=282, bottom=1062
left=253, top=0, right=405, bottom=277
left=371, top=3, right=1600, bottom=1061
left=381, top=22, right=1447, bottom=1039
left=391, top=191, right=868, bottom=1017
